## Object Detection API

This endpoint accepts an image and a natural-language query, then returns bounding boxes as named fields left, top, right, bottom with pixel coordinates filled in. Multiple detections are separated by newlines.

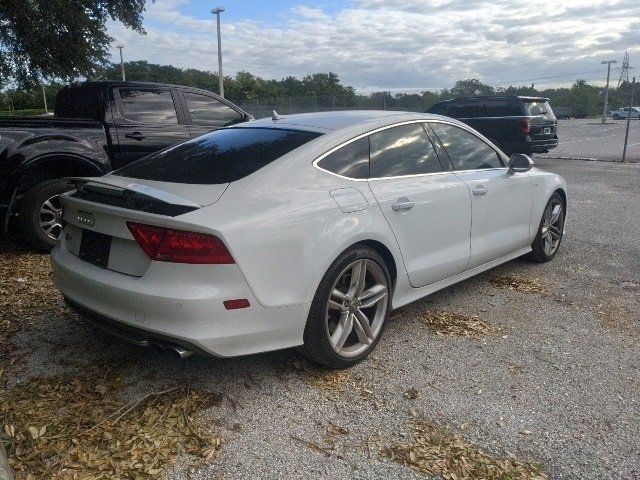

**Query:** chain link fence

left=235, top=78, right=639, bottom=162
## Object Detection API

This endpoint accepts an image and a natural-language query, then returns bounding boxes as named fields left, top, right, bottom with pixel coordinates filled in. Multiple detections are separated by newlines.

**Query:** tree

left=0, top=0, right=148, bottom=87
left=450, top=78, right=495, bottom=97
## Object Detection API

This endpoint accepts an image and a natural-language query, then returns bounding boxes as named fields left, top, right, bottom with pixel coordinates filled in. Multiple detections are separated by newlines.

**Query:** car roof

left=233, top=110, right=448, bottom=133
left=437, top=95, right=550, bottom=103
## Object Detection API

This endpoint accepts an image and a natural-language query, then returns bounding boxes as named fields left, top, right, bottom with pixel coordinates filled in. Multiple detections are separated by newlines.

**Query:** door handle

left=472, top=185, right=488, bottom=196
left=391, top=198, right=415, bottom=211
left=124, top=132, right=146, bottom=141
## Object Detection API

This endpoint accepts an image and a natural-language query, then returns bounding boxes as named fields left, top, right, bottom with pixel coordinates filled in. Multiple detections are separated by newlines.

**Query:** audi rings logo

left=77, top=210, right=95, bottom=227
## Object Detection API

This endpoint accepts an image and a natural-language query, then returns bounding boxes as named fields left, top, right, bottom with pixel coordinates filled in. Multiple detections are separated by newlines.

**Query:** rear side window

left=370, top=123, right=443, bottom=178
left=448, top=102, right=477, bottom=118
left=183, top=92, right=243, bottom=127
left=113, top=127, right=321, bottom=184
left=118, top=89, right=178, bottom=124
left=54, top=86, right=102, bottom=120
left=430, top=123, right=503, bottom=170
left=525, top=101, right=555, bottom=118
left=317, top=137, right=369, bottom=179
left=482, top=100, right=523, bottom=117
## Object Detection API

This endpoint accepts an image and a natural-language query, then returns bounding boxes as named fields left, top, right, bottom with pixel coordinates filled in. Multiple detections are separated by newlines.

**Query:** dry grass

left=419, top=310, right=499, bottom=338
left=490, top=275, right=546, bottom=294
left=381, top=421, right=547, bottom=480
left=1, top=368, right=222, bottom=479
left=289, top=358, right=354, bottom=393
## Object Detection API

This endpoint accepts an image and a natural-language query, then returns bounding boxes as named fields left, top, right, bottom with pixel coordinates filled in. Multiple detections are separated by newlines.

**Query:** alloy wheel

left=325, top=259, right=388, bottom=358
left=39, top=194, right=63, bottom=241
left=541, top=199, right=563, bottom=256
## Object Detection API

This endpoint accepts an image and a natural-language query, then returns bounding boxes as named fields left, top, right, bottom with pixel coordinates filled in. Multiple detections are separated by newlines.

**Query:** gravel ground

left=4, top=158, right=640, bottom=479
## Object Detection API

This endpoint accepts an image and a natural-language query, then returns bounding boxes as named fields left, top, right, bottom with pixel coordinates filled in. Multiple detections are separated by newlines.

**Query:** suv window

left=118, top=89, right=178, bottom=124
left=430, top=123, right=503, bottom=170
left=113, top=127, right=321, bottom=184
left=524, top=100, right=555, bottom=118
left=482, top=100, right=523, bottom=117
left=448, top=102, right=477, bottom=118
left=317, top=137, right=369, bottom=179
left=427, top=102, right=449, bottom=115
left=370, top=123, right=442, bottom=177
left=183, top=92, right=243, bottom=127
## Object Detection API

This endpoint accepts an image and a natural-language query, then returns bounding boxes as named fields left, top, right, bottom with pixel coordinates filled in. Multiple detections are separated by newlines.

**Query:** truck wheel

left=19, top=179, right=73, bottom=251
left=613, top=114, right=620, bottom=120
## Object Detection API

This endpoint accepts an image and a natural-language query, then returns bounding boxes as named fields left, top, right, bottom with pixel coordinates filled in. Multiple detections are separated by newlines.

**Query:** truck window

left=118, top=89, right=178, bottom=124
left=183, top=92, right=243, bottom=127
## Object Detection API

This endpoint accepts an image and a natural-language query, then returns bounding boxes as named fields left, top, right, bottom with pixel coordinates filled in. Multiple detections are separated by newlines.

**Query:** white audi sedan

left=52, top=111, right=567, bottom=368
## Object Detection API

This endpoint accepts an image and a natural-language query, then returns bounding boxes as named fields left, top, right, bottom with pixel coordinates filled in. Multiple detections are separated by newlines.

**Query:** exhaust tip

left=168, top=345, right=194, bottom=360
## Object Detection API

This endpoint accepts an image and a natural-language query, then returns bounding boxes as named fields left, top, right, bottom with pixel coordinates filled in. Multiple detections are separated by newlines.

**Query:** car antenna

left=272, top=110, right=285, bottom=121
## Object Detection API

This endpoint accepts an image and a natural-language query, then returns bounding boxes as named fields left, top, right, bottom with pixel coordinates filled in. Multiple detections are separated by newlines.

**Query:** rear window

left=113, top=127, right=321, bottom=184
left=525, top=101, right=555, bottom=118
left=54, top=86, right=103, bottom=120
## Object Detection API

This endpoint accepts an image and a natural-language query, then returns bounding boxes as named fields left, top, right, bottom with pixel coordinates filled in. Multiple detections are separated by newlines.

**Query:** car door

left=366, top=122, right=472, bottom=288
left=112, top=87, right=191, bottom=167
left=429, top=122, right=533, bottom=269
left=180, top=90, right=245, bottom=138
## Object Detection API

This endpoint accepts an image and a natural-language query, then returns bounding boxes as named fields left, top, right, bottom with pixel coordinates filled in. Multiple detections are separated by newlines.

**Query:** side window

left=118, top=89, right=178, bottom=124
left=317, top=137, right=369, bottom=179
left=427, top=102, right=449, bottom=115
left=448, top=102, right=477, bottom=118
left=430, top=123, right=503, bottom=170
left=484, top=101, right=523, bottom=117
left=183, top=92, right=243, bottom=127
left=370, top=123, right=442, bottom=178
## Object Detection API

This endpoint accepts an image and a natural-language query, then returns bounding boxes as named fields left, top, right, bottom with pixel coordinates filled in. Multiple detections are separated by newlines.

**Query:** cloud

left=107, top=0, right=640, bottom=91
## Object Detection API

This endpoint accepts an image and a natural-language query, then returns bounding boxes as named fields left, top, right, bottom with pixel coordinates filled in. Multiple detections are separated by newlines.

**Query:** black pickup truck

left=0, top=81, right=251, bottom=250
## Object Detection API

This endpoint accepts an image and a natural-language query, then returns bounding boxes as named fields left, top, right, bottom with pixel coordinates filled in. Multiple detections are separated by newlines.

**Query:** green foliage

left=0, top=0, right=148, bottom=87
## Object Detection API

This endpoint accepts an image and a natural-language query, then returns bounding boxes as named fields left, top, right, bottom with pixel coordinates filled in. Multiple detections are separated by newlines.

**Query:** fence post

left=622, top=76, right=636, bottom=163
left=41, top=84, right=48, bottom=114
left=289, top=97, right=292, bottom=113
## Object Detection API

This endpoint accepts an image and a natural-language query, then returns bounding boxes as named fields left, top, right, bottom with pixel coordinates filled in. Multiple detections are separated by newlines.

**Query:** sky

left=106, top=0, right=640, bottom=92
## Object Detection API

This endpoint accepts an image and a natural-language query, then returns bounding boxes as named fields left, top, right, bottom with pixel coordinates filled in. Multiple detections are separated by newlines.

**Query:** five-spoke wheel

left=529, top=192, right=565, bottom=263
left=302, top=246, right=391, bottom=368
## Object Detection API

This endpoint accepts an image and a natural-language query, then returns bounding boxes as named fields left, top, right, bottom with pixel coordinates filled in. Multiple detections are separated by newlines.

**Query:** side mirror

left=509, top=153, right=534, bottom=173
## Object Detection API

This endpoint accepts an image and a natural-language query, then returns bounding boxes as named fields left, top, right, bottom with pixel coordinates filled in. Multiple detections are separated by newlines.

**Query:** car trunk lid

left=524, top=100, right=557, bottom=139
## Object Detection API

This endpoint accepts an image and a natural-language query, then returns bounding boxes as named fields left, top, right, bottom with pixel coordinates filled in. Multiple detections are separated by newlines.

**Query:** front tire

left=301, top=246, right=391, bottom=368
left=528, top=192, right=565, bottom=263
left=18, top=179, right=72, bottom=251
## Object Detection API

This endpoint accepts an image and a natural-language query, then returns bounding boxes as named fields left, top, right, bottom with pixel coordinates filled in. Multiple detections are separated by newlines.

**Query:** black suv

left=426, top=96, right=558, bottom=155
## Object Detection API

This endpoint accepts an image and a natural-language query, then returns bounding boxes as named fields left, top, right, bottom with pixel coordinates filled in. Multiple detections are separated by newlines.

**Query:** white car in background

left=612, top=107, right=640, bottom=120
left=52, top=111, right=567, bottom=368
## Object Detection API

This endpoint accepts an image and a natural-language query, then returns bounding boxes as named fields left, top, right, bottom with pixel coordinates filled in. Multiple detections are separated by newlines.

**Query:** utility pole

left=116, top=44, right=126, bottom=81
left=41, top=84, right=48, bottom=114
left=601, top=59, right=617, bottom=124
left=622, top=76, right=636, bottom=163
left=211, top=7, right=225, bottom=98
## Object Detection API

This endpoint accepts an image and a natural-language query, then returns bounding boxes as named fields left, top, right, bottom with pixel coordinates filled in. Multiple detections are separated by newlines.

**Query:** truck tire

left=18, top=179, right=73, bottom=251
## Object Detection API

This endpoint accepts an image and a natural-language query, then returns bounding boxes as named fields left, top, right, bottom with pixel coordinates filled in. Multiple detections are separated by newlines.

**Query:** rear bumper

left=51, top=244, right=308, bottom=357
left=504, top=138, right=558, bottom=154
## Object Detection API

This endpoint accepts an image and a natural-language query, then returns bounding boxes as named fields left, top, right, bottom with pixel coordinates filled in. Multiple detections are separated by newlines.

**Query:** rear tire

left=18, top=179, right=72, bottom=252
left=301, top=246, right=391, bottom=369
left=613, top=114, right=620, bottom=120
left=527, top=192, right=565, bottom=263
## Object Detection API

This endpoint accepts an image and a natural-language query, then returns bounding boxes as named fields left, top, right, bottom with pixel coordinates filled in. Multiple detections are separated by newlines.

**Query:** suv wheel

left=18, top=179, right=72, bottom=251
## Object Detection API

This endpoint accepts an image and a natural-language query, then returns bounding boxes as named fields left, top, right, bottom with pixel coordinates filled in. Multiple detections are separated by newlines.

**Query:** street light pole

left=116, top=44, right=126, bottom=81
left=212, top=7, right=225, bottom=98
left=601, top=59, right=617, bottom=124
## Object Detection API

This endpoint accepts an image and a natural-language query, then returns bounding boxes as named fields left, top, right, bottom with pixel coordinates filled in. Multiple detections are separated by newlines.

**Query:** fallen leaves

left=0, top=369, right=222, bottom=479
left=419, top=310, right=499, bottom=338
left=289, top=358, right=354, bottom=393
left=381, top=421, right=547, bottom=480
left=490, top=275, right=546, bottom=294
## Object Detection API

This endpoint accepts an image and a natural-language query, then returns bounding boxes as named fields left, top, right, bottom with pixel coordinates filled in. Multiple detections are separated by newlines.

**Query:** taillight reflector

left=223, top=299, right=250, bottom=310
left=522, top=118, right=531, bottom=134
left=127, top=222, right=234, bottom=264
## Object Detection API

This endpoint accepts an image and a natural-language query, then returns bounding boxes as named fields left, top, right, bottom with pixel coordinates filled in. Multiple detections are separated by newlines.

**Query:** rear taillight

left=522, top=118, right=531, bottom=135
left=127, top=222, right=234, bottom=264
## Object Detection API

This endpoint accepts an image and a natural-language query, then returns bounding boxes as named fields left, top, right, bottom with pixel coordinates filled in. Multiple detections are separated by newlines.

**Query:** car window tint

left=317, top=137, right=369, bottom=179
left=430, top=123, right=503, bottom=170
left=184, top=92, right=243, bottom=127
left=483, top=100, right=523, bottom=117
left=119, top=89, right=178, bottom=124
left=113, top=128, right=321, bottom=184
left=370, top=123, right=442, bottom=178
left=525, top=101, right=555, bottom=119
left=448, top=103, right=477, bottom=118
left=427, top=102, right=449, bottom=115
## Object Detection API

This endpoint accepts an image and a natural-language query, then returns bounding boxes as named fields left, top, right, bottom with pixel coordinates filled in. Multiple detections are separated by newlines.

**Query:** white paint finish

left=51, top=111, right=568, bottom=358
left=330, top=188, right=369, bottom=213
left=368, top=172, right=472, bottom=287
left=453, top=168, right=533, bottom=269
